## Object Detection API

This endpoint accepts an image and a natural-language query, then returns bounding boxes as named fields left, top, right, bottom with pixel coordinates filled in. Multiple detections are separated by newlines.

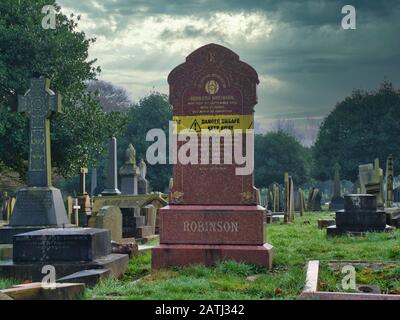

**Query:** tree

left=119, top=92, right=172, bottom=192
left=313, top=81, right=400, bottom=181
left=0, top=0, right=125, bottom=179
left=254, top=131, right=312, bottom=187
left=87, top=80, right=132, bottom=112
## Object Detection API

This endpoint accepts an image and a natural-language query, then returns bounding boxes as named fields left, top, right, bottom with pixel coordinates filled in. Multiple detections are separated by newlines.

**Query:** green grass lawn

left=85, top=211, right=400, bottom=300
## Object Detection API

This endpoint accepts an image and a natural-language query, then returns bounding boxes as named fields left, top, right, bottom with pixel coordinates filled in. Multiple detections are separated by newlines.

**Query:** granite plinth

left=152, top=244, right=272, bottom=269
left=159, top=205, right=266, bottom=245
left=335, top=210, right=387, bottom=228
left=13, top=228, right=111, bottom=262
left=9, top=187, right=68, bottom=227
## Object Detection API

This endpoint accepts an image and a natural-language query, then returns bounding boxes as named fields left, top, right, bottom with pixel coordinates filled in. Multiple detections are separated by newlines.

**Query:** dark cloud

left=58, top=0, right=400, bottom=144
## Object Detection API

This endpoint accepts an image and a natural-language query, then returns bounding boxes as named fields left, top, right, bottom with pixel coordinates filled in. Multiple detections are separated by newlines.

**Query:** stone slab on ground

left=57, top=269, right=110, bottom=288
left=1, top=282, right=85, bottom=300
left=135, top=225, right=153, bottom=238
left=298, top=260, right=400, bottom=300
left=0, top=253, right=128, bottom=281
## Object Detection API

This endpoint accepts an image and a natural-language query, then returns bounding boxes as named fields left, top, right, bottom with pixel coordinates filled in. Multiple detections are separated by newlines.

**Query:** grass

left=85, top=211, right=400, bottom=300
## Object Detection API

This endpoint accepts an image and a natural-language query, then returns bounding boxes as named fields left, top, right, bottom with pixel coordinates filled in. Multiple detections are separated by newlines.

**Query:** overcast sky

left=58, top=0, right=400, bottom=137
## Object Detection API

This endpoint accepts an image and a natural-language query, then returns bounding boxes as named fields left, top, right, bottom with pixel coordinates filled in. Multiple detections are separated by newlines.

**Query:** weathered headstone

left=284, top=173, right=294, bottom=223
left=359, top=159, right=384, bottom=208
left=137, top=159, right=149, bottom=194
left=141, top=204, right=156, bottom=235
left=88, top=205, right=122, bottom=242
left=308, top=188, right=322, bottom=211
left=90, top=167, right=98, bottom=196
left=0, top=78, right=69, bottom=244
left=385, top=154, right=394, bottom=208
left=329, top=163, right=344, bottom=211
left=152, top=43, right=273, bottom=269
left=119, top=144, right=139, bottom=195
left=327, top=194, right=393, bottom=236
left=101, top=137, right=121, bottom=196
left=298, top=188, right=306, bottom=216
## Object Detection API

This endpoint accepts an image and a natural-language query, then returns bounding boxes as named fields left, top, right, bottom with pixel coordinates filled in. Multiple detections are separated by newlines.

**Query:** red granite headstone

left=152, top=43, right=273, bottom=269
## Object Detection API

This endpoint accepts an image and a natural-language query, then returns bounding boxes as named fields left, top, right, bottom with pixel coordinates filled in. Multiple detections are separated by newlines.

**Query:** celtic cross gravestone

left=0, top=78, right=68, bottom=243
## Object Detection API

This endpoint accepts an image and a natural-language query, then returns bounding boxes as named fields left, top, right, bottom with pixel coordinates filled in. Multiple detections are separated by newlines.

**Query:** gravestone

left=0, top=78, right=69, bottom=244
left=90, top=167, right=98, bottom=196
left=298, top=188, right=306, bottom=216
left=385, top=154, right=394, bottom=208
left=284, top=173, right=294, bottom=223
left=101, top=137, right=121, bottom=196
left=308, top=188, right=322, bottom=211
left=329, top=163, right=344, bottom=210
left=119, top=144, right=139, bottom=195
left=327, top=194, right=393, bottom=236
left=142, top=204, right=157, bottom=235
left=88, top=205, right=122, bottom=242
left=137, top=159, right=149, bottom=194
left=359, top=159, right=384, bottom=208
left=152, top=43, right=273, bottom=269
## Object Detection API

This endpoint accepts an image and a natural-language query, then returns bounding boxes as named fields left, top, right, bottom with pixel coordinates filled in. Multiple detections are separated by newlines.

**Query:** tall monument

left=329, top=163, right=344, bottom=210
left=152, top=44, right=273, bottom=269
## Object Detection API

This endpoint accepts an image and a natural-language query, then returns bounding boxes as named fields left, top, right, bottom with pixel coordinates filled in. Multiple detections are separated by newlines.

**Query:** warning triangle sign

left=190, top=119, right=202, bottom=132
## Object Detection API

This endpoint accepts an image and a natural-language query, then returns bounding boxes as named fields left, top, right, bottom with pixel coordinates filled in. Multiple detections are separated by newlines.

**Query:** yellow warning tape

left=172, top=114, right=254, bottom=133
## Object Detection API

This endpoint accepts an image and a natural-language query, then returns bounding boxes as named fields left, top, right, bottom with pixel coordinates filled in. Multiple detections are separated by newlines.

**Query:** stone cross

left=73, top=198, right=81, bottom=226
left=79, top=167, right=88, bottom=195
left=18, top=78, right=62, bottom=187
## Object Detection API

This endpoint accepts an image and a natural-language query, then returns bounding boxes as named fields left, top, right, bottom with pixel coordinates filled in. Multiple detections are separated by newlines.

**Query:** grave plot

left=299, top=260, right=400, bottom=300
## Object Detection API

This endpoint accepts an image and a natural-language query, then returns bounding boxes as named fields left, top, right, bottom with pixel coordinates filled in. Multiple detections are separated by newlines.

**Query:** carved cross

left=18, top=78, right=62, bottom=187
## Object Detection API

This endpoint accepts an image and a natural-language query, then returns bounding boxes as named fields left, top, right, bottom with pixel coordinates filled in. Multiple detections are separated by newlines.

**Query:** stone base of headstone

left=0, top=228, right=129, bottom=281
left=329, top=196, right=344, bottom=211
left=152, top=244, right=273, bottom=270
left=327, top=224, right=394, bottom=236
left=327, top=194, right=394, bottom=236
left=152, top=205, right=273, bottom=269
left=0, top=187, right=71, bottom=244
